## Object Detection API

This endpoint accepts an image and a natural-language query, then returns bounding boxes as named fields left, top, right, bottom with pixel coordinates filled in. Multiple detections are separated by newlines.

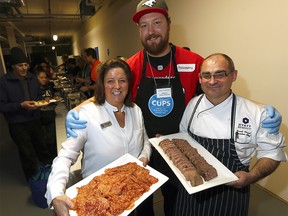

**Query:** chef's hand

left=65, top=110, right=87, bottom=138
left=139, top=157, right=149, bottom=167
left=262, top=106, right=282, bottom=134
left=52, top=195, right=75, bottom=216
left=226, top=171, right=251, bottom=189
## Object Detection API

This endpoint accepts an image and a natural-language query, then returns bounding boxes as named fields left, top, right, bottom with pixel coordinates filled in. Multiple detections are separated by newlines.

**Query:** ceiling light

left=53, top=35, right=58, bottom=41
left=52, top=46, right=55, bottom=50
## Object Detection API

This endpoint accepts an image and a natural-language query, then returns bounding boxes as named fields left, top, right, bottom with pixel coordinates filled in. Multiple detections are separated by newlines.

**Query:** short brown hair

left=94, top=59, right=134, bottom=107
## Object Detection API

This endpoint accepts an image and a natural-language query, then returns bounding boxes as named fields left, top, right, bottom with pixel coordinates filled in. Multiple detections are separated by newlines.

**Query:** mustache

left=146, top=34, right=160, bottom=41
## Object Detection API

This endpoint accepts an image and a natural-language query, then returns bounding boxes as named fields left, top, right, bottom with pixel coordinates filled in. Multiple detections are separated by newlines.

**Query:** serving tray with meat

left=66, top=153, right=168, bottom=216
left=149, top=132, right=238, bottom=194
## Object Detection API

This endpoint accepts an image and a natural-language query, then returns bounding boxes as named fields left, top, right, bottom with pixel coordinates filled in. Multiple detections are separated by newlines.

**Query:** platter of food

left=149, top=132, right=238, bottom=194
left=65, top=153, right=169, bottom=216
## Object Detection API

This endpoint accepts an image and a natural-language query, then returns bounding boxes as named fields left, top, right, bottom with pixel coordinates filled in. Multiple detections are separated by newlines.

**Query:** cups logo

left=142, top=0, right=157, bottom=7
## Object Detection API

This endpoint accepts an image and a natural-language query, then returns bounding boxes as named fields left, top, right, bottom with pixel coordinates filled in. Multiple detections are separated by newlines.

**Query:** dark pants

left=136, top=148, right=179, bottom=216
left=41, top=110, right=57, bottom=159
left=41, top=121, right=57, bottom=159
left=8, top=120, right=53, bottom=181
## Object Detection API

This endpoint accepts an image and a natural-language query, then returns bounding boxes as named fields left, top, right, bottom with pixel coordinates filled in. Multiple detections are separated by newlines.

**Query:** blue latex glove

left=65, top=110, right=87, bottom=138
left=262, top=106, right=282, bottom=134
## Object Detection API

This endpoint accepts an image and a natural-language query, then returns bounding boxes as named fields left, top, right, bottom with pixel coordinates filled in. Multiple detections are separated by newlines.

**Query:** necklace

left=146, top=47, right=172, bottom=87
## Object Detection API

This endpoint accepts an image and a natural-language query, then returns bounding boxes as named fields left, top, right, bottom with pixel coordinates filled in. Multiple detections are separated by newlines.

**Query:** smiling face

left=12, top=63, right=30, bottom=79
left=199, top=54, right=238, bottom=105
left=104, top=67, right=129, bottom=110
left=138, top=12, right=170, bottom=57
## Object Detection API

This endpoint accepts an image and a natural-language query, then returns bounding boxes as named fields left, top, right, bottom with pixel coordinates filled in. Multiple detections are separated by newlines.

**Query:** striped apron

left=174, top=94, right=250, bottom=216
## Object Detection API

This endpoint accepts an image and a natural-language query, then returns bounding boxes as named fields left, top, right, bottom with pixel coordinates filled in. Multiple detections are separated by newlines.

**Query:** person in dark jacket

left=0, top=47, right=53, bottom=182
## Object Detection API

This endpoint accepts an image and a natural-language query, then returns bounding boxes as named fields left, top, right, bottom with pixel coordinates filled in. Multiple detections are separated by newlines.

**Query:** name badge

left=100, top=121, right=112, bottom=129
left=156, top=87, right=172, bottom=98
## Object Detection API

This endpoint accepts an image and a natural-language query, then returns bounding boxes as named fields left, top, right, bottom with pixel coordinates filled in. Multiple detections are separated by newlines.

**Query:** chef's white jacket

left=180, top=94, right=287, bottom=166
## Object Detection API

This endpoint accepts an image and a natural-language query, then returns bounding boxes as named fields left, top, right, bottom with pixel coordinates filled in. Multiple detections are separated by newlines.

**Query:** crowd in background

left=0, top=46, right=103, bottom=208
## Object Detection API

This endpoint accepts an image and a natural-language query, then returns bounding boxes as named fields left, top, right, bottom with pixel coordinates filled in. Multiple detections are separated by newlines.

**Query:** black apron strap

left=187, top=94, right=204, bottom=132
left=230, top=93, right=237, bottom=141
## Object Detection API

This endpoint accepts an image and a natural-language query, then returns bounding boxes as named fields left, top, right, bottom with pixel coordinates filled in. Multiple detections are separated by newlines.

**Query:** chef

left=177, top=53, right=287, bottom=216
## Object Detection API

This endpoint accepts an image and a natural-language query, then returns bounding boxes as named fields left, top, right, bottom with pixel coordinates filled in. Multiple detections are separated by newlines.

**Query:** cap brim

left=133, top=8, right=168, bottom=23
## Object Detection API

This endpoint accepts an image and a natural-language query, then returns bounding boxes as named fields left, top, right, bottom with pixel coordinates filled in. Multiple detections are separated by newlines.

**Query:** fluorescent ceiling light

left=53, top=35, right=58, bottom=41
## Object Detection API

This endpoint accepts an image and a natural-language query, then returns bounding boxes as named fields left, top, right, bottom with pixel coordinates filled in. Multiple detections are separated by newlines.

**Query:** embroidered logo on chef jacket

left=148, top=92, right=174, bottom=117
left=235, top=117, right=252, bottom=143
left=177, top=64, right=196, bottom=72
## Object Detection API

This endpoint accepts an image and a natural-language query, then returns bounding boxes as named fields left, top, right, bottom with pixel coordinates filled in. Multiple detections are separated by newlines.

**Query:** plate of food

left=149, top=132, right=238, bottom=194
left=65, top=153, right=169, bottom=216
left=49, top=96, right=63, bottom=103
left=33, top=100, right=50, bottom=107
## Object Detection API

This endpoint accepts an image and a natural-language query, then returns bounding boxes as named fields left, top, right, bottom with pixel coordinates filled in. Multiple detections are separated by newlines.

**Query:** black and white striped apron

left=174, top=94, right=250, bottom=216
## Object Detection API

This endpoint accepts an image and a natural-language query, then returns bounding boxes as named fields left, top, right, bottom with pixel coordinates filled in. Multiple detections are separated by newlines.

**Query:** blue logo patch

left=148, top=94, right=174, bottom=117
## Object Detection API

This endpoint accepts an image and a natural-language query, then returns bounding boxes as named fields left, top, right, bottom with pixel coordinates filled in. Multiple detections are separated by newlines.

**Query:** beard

left=141, top=30, right=170, bottom=56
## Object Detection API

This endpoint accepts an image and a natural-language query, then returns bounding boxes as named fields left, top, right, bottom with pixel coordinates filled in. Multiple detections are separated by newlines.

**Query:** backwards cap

left=133, top=0, right=169, bottom=23
left=10, top=47, right=28, bottom=65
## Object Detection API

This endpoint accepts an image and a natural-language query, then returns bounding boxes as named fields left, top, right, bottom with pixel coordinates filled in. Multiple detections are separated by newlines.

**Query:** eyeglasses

left=200, top=70, right=232, bottom=80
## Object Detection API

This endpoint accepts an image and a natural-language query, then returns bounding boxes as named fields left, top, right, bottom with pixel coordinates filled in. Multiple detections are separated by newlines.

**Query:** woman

left=45, top=59, right=151, bottom=215
left=36, top=68, right=58, bottom=159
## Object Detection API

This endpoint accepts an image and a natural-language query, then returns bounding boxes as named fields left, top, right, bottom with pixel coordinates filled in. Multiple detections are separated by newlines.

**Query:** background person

left=35, top=68, right=58, bottom=159
left=75, top=49, right=93, bottom=98
left=58, top=54, right=69, bottom=73
left=66, top=57, right=82, bottom=85
left=0, top=47, right=53, bottom=182
left=45, top=59, right=151, bottom=216
left=176, top=53, right=287, bottom=216
left=79, top=48, right=101, bottom=96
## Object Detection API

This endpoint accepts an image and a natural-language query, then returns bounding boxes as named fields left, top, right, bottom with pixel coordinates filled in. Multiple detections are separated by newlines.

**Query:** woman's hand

left=52, top=195, right=75, bottom=216
left=139, top=157, right=149, bottom=167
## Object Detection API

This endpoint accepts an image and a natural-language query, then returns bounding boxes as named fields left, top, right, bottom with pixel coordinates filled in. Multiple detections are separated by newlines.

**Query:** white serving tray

left=66, top=153, right=169, bottom=216
left=149, top=132, right=238, bottom=194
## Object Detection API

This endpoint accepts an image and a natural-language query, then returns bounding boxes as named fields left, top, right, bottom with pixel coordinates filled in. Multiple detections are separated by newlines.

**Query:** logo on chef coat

left=148, top=94, right=174, bottom=117
left=235, top=117, right=252, bottom=143
left=238, top=117, right=251, bottom=130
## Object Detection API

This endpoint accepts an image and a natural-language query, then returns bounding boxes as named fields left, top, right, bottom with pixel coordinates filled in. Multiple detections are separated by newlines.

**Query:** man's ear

left=232, top=70, right=238, bottom=81
left=198, top=73, right=202, bottom=84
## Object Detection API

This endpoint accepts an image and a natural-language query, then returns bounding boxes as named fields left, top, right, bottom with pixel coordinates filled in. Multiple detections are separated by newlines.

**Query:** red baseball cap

left=133, top=0, right=169, bottom=23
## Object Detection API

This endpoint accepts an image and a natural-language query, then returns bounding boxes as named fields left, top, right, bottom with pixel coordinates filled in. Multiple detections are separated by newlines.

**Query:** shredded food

left=73, top=162, right=158, bottom=216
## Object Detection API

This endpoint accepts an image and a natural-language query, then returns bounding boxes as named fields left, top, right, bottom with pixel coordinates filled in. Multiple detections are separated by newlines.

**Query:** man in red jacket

left=126, top=1, right=203, bottom=215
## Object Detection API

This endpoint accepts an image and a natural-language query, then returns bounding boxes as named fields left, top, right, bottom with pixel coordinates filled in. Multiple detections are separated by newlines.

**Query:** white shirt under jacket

left=46, top=101, right=151, bottom=205
left=180, top=94, right=287, bottom=166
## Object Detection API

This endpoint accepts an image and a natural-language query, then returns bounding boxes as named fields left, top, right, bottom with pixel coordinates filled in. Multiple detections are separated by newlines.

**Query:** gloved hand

left=262, top=106, right=282, bottom=134
left=65, top=110, right=87, bottom=138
